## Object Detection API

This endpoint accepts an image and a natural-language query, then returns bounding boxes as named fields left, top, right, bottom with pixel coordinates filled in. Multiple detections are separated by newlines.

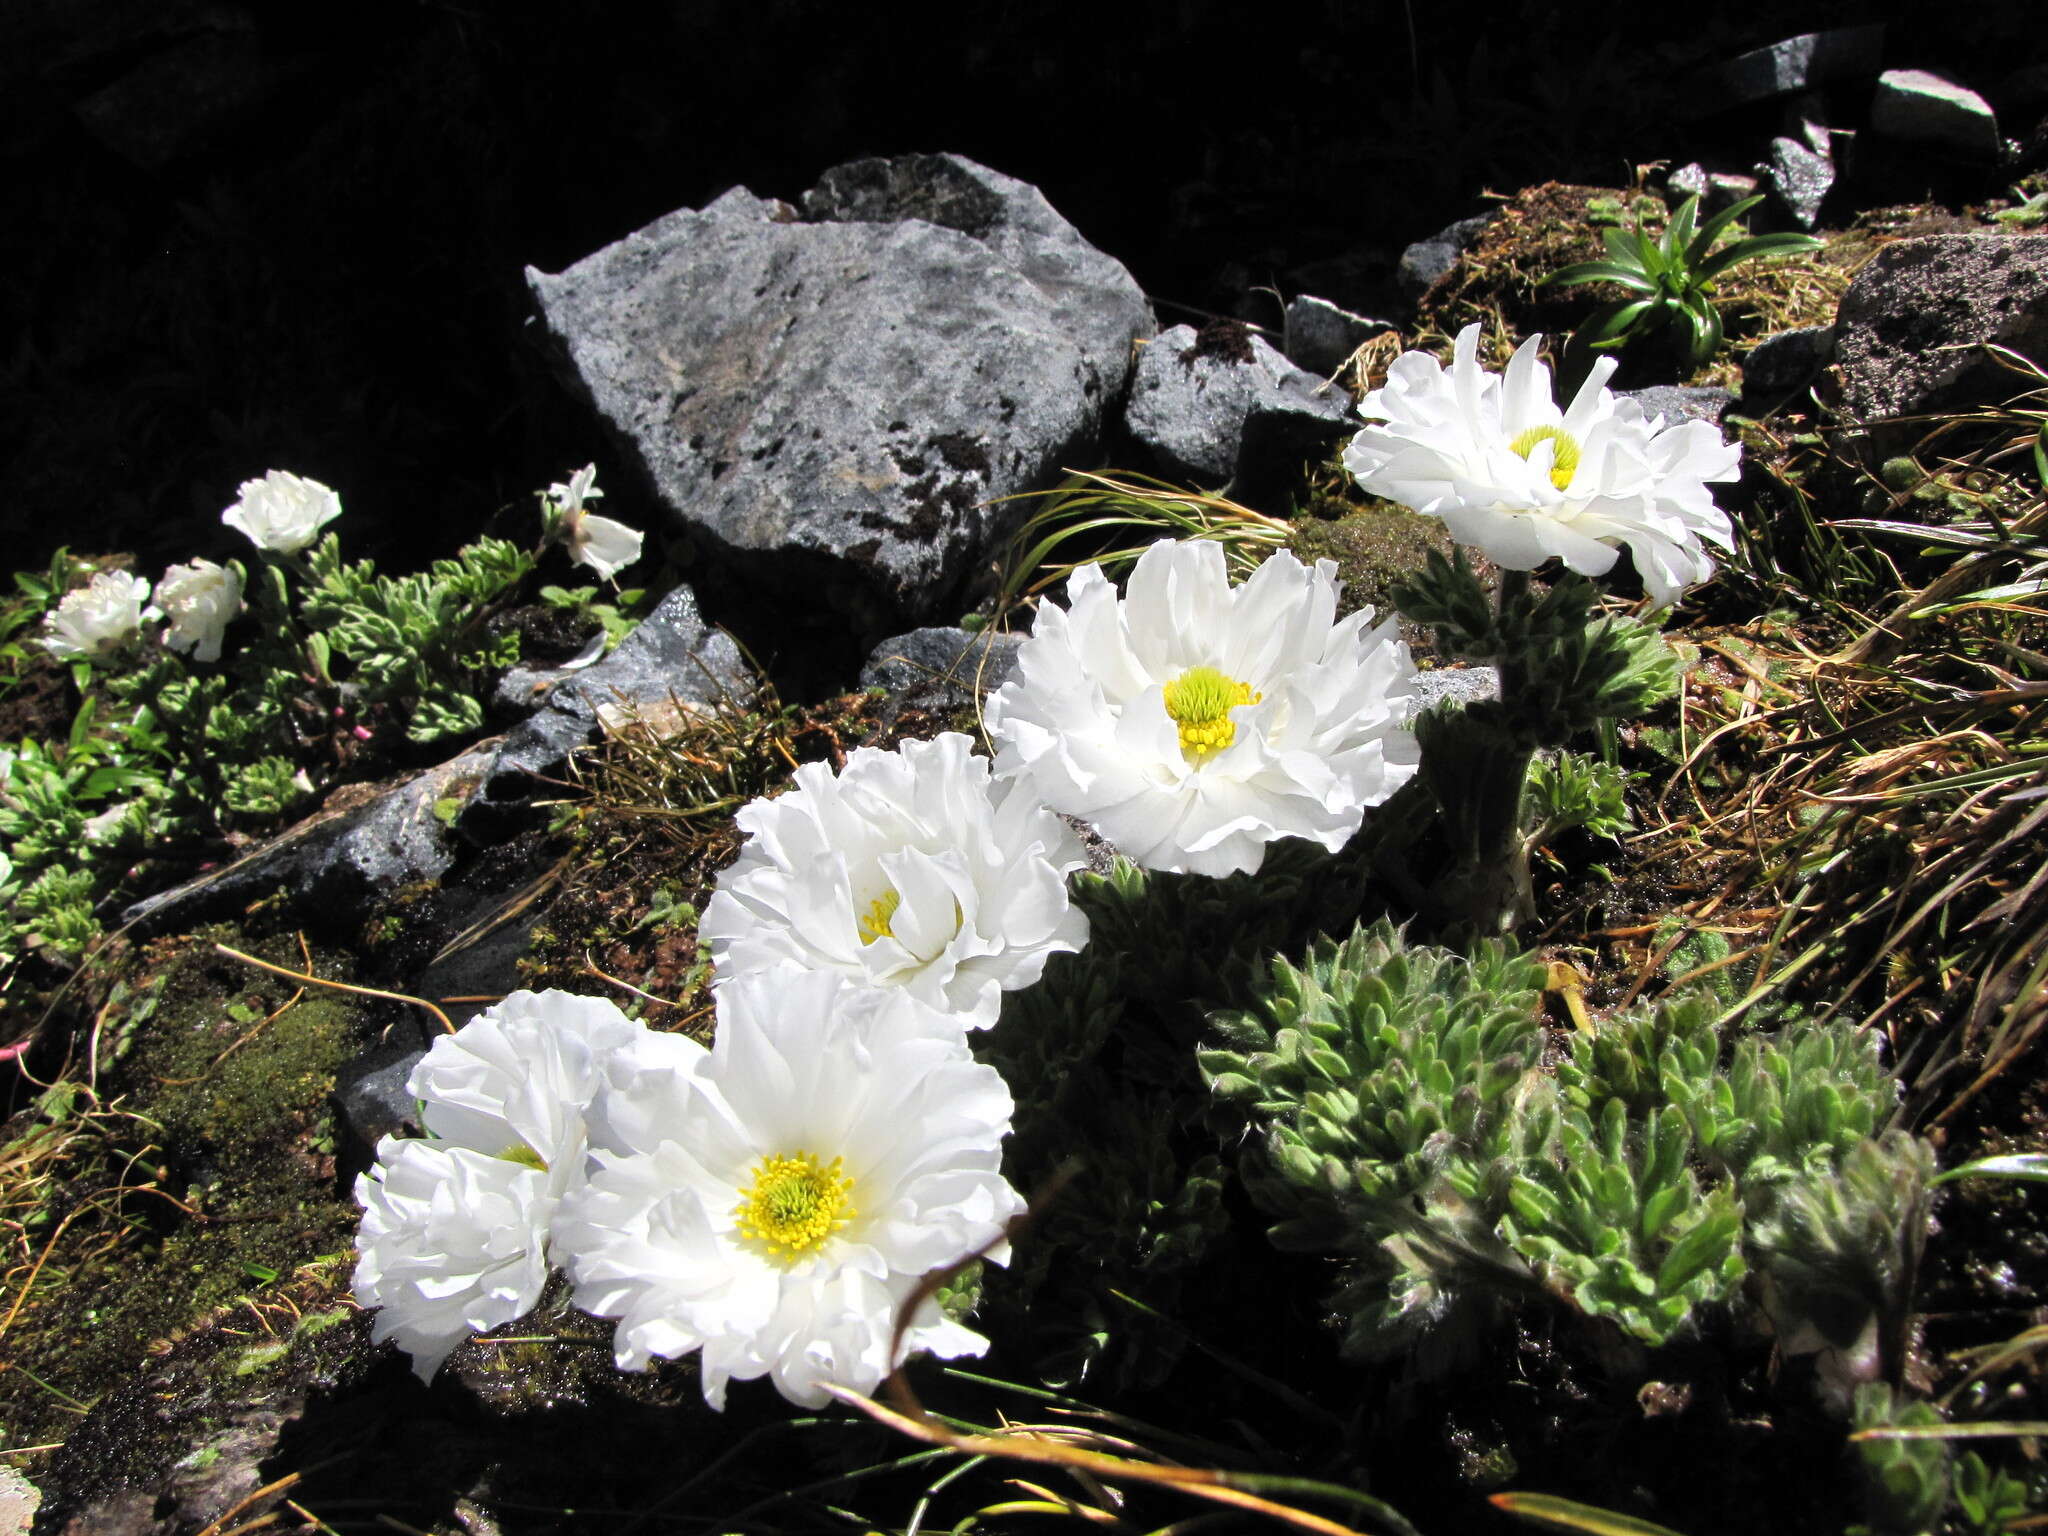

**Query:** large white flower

left=221, top=469, right=342, bottom=555
left=152, top=558, right=243, bottom=663
left=1342, top=324, right=1741, bottom=607
left=983, top=539, right=1419, bottom=879
left=699, top=733, right=1088, bottom=1028
left=545, top=464, right=643, bottom=582
left=558, top=966, right=1025, bottom=1409
left=42, top=570, right=149, bottom=661
left=353, top=990, right=645, bottom=1381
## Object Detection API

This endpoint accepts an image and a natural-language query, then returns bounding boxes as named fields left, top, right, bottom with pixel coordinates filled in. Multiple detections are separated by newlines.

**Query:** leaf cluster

left=1542, top=194, right=1823, bottom=370
left=1203, top=922, right=1916, bottom=1360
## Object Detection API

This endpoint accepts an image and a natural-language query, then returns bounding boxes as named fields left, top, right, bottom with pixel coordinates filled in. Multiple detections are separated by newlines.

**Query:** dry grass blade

left=992, top=469, right=1291, bottom=615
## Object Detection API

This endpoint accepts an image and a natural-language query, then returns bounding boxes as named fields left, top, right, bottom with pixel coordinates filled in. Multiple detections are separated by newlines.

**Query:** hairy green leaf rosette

left=559, top=965, right=1026, bottom=1409
left=985, top=539, right=1419, bottom=878
left=1343, top=325, right=1740, bottom=607
left=701, top=732, right=1088, bottom=1029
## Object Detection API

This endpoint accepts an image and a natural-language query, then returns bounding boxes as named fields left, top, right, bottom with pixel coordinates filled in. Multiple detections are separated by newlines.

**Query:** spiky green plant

left=1542, top=193, right=1823, bottom=369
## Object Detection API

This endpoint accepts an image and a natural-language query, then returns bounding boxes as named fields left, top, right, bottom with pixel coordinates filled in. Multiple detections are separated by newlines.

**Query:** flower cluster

left=356, top=520, right=1437, bottom=1406
left=355, top=980, right=1022, bottom=1405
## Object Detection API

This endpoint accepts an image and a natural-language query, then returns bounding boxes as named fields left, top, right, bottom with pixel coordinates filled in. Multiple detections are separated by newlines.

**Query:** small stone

left=333, top=1044, right=428, bottom=1155
left=1758, top=135, right=1834, bottom=230
left=1395, top=213, right=1494, bottom=302
left=1408, top=666, right=1500, bottom=722
left=1666, top=164, right=1710, bottom=204
left=859, top=626, right=1023, bottom=713
left=1282, top=294, right=1393, bottom=377
left=1708, top=172, right=1760, bottom=212
left=1124, top=322, right=1351, bottom=489
left=1617, top=386, right=1736, bottom=429
left=1872, top=68, right=2002, bottom=161
left=1741, top=326, right=1836, bottom=397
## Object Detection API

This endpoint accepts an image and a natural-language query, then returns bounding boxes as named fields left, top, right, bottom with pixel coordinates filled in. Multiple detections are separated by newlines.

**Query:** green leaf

left=1684, top=194, right=1766, bottom=263
left=1544, top=260, right=1659, bottom=293
left=1601, top=227, right=1645, bottom=268
left=1576, top=298, right=1659, bottom=349
left=1693, top=232, right=1824, bottom=283
left=1491, top=1491, right=1692, bottom=1536
left=1664, top=195, right=1699, bottom=261
left=1932, top=1153, right=2048, bottom=1187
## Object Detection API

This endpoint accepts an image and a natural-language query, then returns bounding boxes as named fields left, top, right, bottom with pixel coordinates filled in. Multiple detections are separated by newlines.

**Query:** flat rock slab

left=1685, top=25, right=1886, bottom=114
left=527, top=153, right=1153, bottom=640
left=860, top=625, right=1023, bottom=715
left=1618, top=386, right=1736, bottom=429
left=1834, top=234, right=2048, bottom=426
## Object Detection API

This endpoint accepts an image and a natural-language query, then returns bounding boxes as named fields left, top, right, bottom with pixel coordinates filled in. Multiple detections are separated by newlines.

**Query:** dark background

left=1, top=0, right=2036, bottom=586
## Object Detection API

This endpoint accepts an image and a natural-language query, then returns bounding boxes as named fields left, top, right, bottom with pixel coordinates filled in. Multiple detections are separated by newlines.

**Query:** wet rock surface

left=859, top=625, right=1024, bottom=715
left=527, top=153, right=1152, bottom=646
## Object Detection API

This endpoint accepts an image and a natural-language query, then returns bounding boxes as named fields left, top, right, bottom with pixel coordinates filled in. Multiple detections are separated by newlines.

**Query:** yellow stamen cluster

left=1161, top=666, right=1261, bottom=764
left=856, top=888, right=902, bottom=945
left=733, top=1152, right=856, bottom=1264
left=1509, top=425, right=1582, bottom=490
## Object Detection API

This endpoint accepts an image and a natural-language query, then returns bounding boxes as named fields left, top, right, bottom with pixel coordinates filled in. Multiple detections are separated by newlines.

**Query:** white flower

left=221, top=469, right=342, bottom=555
left=1342, top=324, right=1742, bottom=607
left=42, top=570, right=149, bottom=661
left=558, top=966, right=1025, bottom=1409
left=545, top=464, right=642, bottom=582
left=983, top=539, right=1420, bottom=879
left=699, top=733, right=1088, bottom=1029
left=353, top=990, right=645, bottom=1381
left=152, top=558, right=243, bottom=663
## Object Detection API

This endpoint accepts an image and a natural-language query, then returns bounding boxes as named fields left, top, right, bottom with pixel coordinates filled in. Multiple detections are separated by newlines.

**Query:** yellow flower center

left=734, top=1152, right=856, bottom=1264
left=1509, top=425, right=1582, bottom=490
left=856, top=888, right=902, bottom=945
left=498, top=1144, right=548, bottom=1172
left=1161, top=666, right=1261, bottom=764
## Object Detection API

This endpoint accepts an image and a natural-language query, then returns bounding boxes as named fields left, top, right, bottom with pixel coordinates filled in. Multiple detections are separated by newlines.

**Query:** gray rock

left=1396, top=213, right=1494, bottom=301
left=1688, top=25, right=1886, bottom=112
left=1742, top=325, right=1836, bottom=397
left=333, top=1043, right=427, bottom=1155
left=1407, top=666, right=1500, bottom=722
left=1758, top=135, right=1834, bottom=230
left=476, top=580, right=754, bottom=810
left=1834, top=234, right=2048, bottom=426
left=860, top=626, right=1023, bottom=713
left=1618, top=386, right=1736, bottom=429
left=1124, top=322, right=1351, bottom=488
left=526, top=153, right=1153, bottom=639
left=1282, top=294, right=1393, bottom=376
left=1670, top=165, right=1762, bottom=215
left=1873, top=68, right=2002, bottom=161
left=122, top=740, right=498, bottom=937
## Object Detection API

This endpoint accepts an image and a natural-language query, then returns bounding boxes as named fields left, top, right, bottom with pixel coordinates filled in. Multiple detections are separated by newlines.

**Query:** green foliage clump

left=1542, top=193, right=1823, bottom=369
left=1203, top=921, right=1920, bottom=1361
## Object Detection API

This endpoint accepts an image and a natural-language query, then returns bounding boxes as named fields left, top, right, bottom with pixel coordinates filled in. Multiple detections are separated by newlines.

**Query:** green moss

left=0, top=928, right=369, bottom=1456
left=1288, top=499, right=1452, bottom=620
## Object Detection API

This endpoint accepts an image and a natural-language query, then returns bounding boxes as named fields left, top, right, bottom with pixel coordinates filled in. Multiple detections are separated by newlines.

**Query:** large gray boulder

left=527, top=154, right=1154, bottom=641
left=1833, top=234, right=2048, bottom=426
left=1873, top=68, right=2001, bottom=161
left=1683, top=25, right=1886, bottom=114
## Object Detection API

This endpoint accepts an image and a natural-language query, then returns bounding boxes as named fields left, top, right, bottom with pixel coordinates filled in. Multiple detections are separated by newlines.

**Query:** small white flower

left=42, top=570, right=149, bottom=662
left=221, top=469, right=342, bottom=555
left=353, top=990, right=645, bottom=1382
left=983, top=539, right=1420, bottom=879
left=699, top=733, right=1088, bottom=1029
left=1342, top=324, right=1741, bottom=607
left=559, top=966, right=1026, bottom=1409
left=152, top=558, right=243, bottom=663
left=545, top=464, right=642, bottom=582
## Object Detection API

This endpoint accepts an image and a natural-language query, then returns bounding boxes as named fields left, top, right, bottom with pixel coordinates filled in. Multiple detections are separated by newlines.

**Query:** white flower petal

left=1346, top=323, right=1741, bottom=607
left=985, top=539, right=1419, bottom=876
left=42, top=571, right=149, bottom=661
left=221, top=470, right=342, bottom=555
